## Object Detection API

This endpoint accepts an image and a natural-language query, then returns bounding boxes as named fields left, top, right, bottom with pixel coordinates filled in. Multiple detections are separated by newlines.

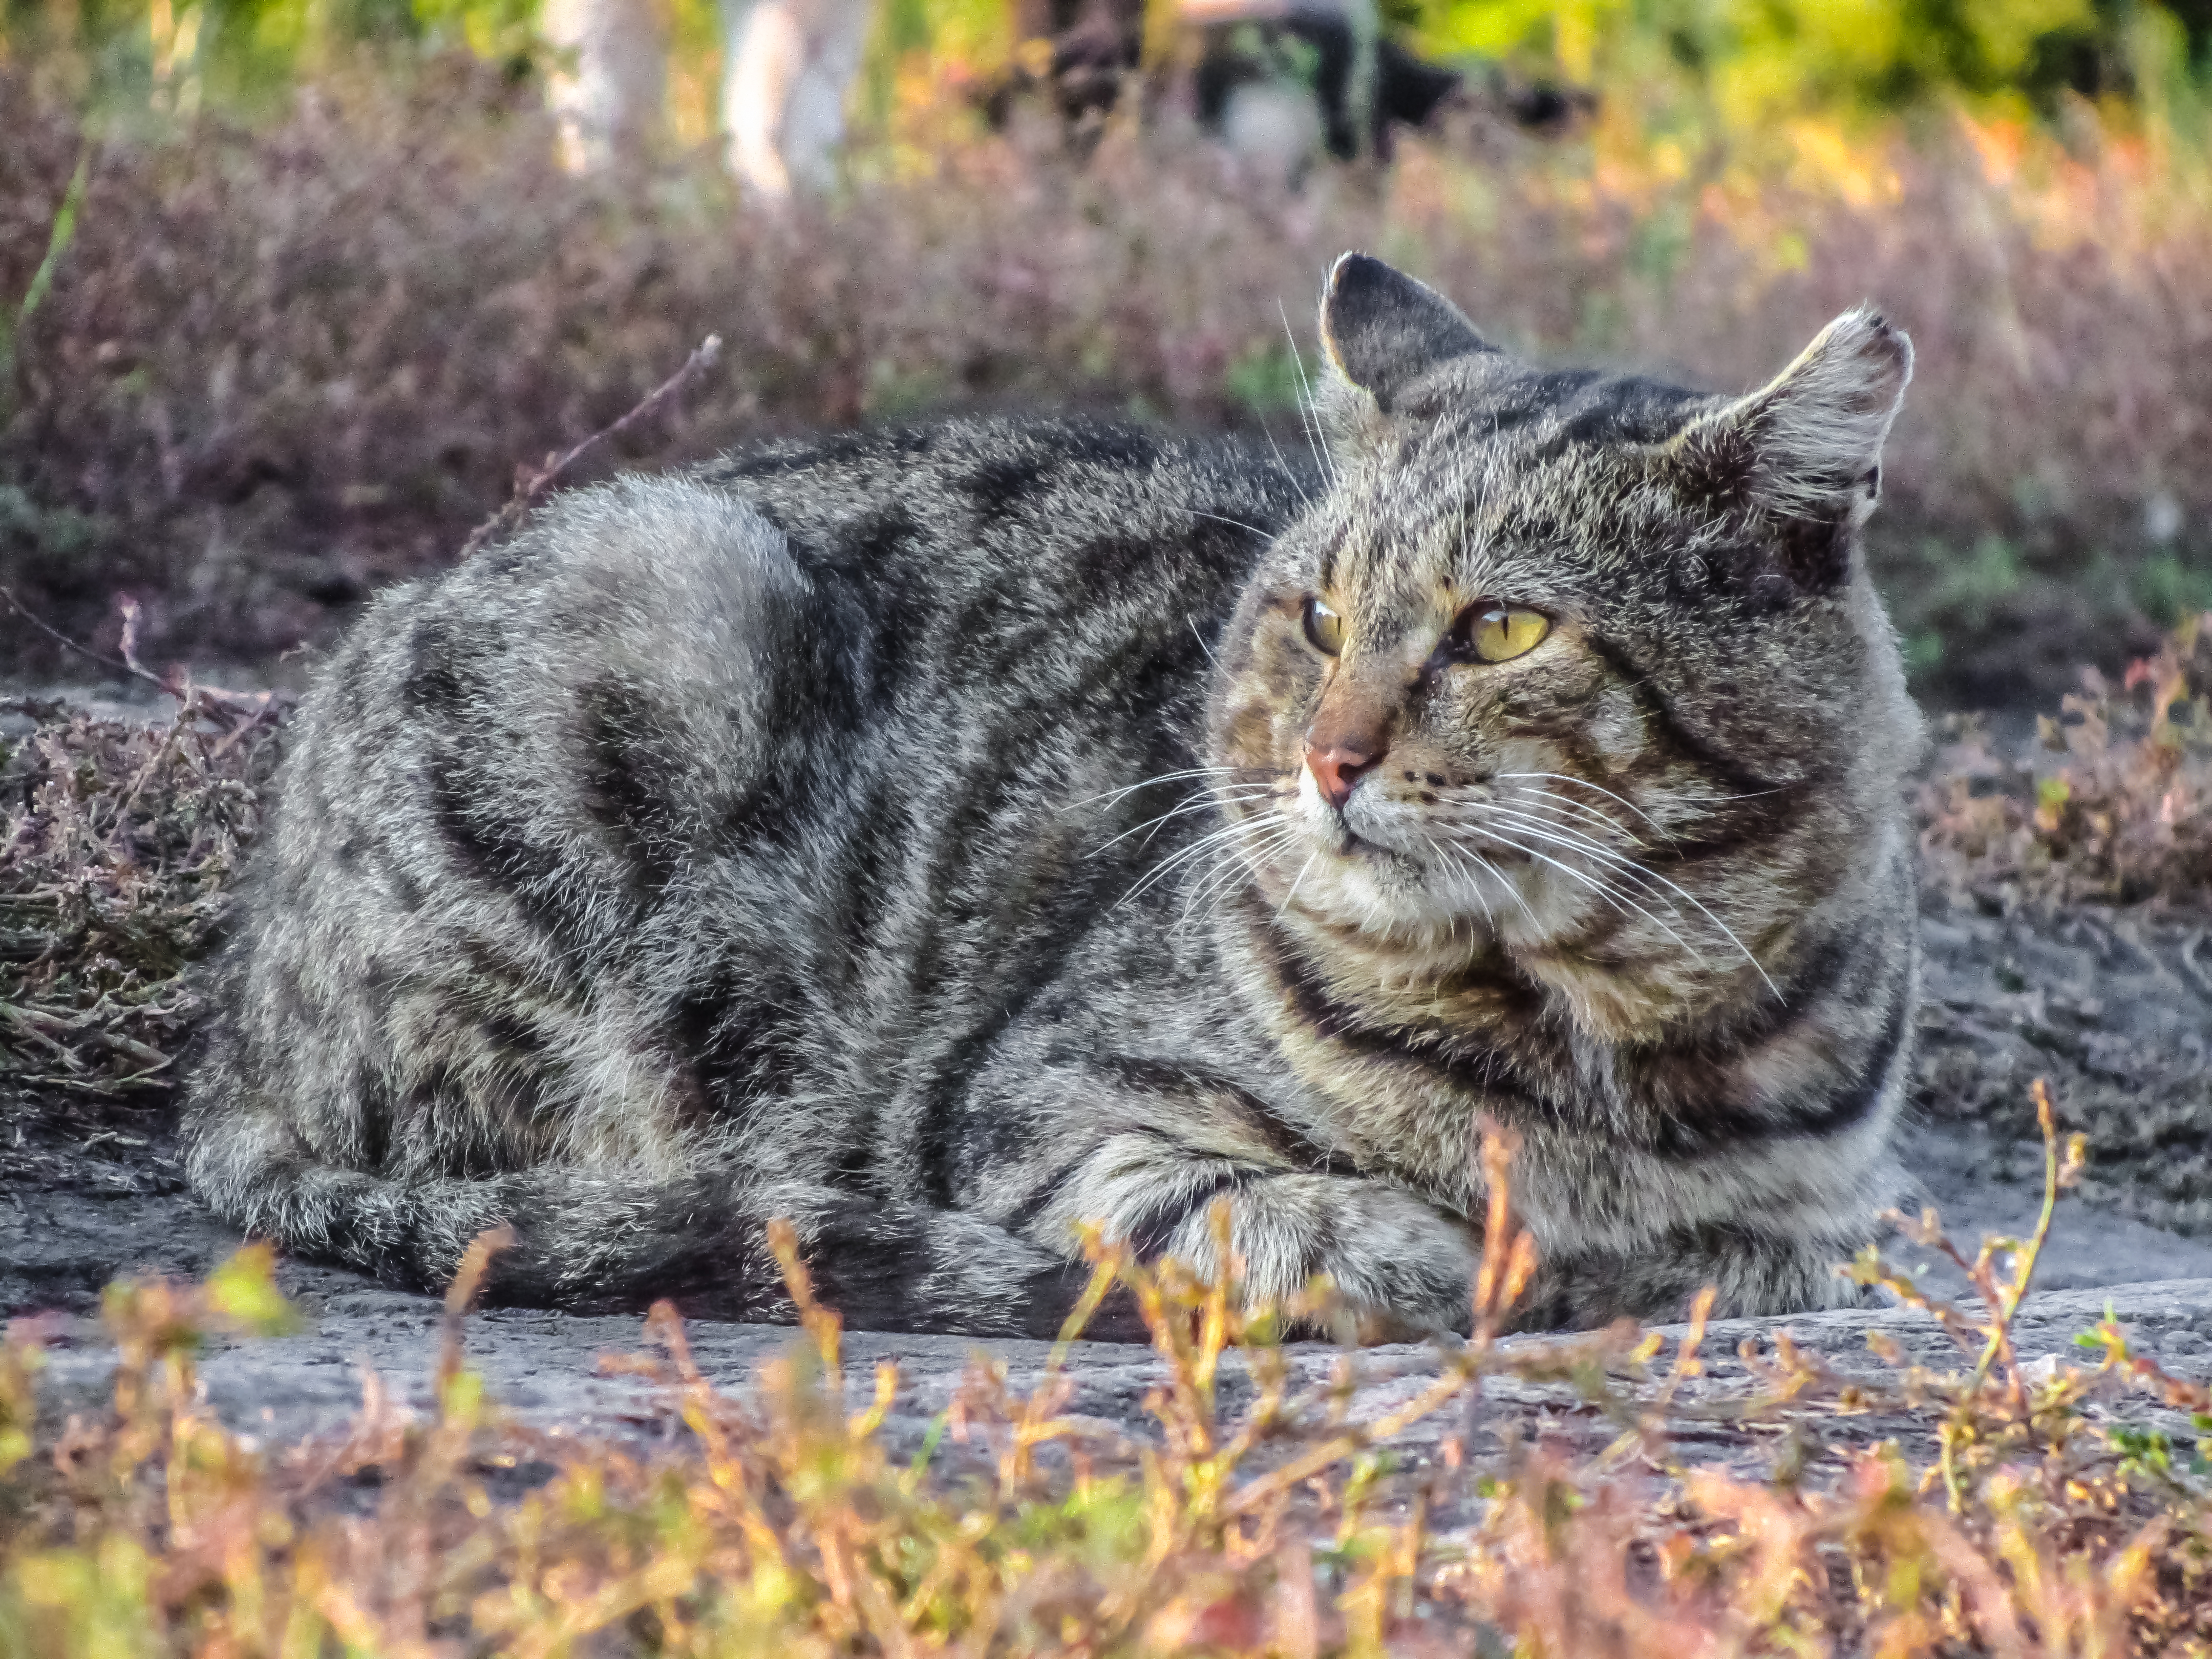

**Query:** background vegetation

left=3, top=1, right=2212, bottom=703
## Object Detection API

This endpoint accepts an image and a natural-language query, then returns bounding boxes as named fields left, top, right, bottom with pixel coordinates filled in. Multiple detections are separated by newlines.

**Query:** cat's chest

left=1215, top=916, right=1578, bottom=1212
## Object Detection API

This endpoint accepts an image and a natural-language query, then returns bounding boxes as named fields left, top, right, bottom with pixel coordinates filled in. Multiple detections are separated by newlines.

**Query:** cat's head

left=1208, top=253, right=1920, bottom=1026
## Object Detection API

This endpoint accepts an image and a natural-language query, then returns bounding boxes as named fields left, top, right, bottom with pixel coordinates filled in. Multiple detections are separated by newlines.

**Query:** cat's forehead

left=1316, top=387, right=1704, bottom=616
left=1441, top=359, right=1717, bottom=449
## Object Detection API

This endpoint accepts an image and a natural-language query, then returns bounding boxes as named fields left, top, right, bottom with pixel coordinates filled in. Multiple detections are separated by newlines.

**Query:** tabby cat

left=184, top=253, right=1922, bottom=1338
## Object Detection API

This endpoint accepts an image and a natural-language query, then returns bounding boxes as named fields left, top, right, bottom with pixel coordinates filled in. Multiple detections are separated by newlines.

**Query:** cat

left=183, top=252, right=1922, bottom=1338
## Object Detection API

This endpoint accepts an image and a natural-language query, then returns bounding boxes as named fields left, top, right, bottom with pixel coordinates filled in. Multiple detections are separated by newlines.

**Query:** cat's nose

left=1306, top=735, right=1387, bottom=810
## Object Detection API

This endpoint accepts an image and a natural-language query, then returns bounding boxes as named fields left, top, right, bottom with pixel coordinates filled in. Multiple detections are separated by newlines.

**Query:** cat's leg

left=192, top=956, right=1145, bottom=1339
left=1521, top=1228, right=1870, bottom=1329
left=1008, top=1120, right=1861, bottom=1335
left=511, top=1174, right=1152, bottom=1339
left=998, top=1109, right=1480, bottom=1338
left=1132, top=1160, right=1481, bottom=1339
left=187, top=1086, right=1149, bottom=1337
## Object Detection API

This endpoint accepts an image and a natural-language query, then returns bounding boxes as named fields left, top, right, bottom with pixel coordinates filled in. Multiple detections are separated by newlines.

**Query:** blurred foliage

left=10, top=0, right=2212, bottom=133
left=6, top=46, right=2212, bottom=707
left=1923, top=612, right=2212, bottom=906
left=0, top=0, right=545, bottom=115
left=1407, top=0, right=2210, bottom=119
left=6, top=0, right=2212, bottom=708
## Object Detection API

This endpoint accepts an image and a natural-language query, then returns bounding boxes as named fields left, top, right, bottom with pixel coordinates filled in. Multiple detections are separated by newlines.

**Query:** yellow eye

left=1302, top=595, right=1346, bottom=656
left=1467, top=604, right=1550, bottom=664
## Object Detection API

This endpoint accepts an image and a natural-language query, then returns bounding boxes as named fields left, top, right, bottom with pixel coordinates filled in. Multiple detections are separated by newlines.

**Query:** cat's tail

left=183, top=1109, right=1146, bottom=1341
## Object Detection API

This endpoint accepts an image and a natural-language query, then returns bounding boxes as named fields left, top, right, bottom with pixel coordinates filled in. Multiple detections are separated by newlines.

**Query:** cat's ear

left=1317, top=252, right=1495, bottom=417
left=1673, top=307, right=1912, bottom=547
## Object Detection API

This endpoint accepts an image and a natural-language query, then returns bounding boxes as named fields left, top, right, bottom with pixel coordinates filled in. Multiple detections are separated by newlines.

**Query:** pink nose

left=1306, top=737, right=1387, bottom=810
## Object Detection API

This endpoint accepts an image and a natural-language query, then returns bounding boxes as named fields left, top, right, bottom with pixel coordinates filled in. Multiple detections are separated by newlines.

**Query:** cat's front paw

left=1159, top=1174, right=1478, bottom=1340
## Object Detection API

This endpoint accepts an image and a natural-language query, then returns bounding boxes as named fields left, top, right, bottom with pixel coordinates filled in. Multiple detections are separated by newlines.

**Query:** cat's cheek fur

left=1215, top=612, right=1323, bottom=778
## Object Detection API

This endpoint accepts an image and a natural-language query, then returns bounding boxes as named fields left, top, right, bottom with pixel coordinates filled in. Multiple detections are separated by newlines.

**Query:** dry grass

left=1922, top=610, right=2212, bottom=910
left=2, top=1105, right=2210, bottom=1654
left=6, top=59, right=2212, bottom=704
left=0, top=684, right=279, bottom=1104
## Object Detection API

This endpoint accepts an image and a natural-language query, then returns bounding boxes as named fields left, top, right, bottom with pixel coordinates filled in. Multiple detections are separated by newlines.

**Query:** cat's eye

left=1464, top=604, right=1550, bottom=664
left=1302, top=595, right=1346, bottom=656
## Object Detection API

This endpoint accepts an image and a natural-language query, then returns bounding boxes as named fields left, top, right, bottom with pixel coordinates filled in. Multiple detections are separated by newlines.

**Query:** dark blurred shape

left=984, top=0, right=1474, bottom=162
left=1495, top=74, right=1596, bottom=135
left=1193, top=20, right=1461, bottom=160
left=1009, top=0, right=1144, bottom=132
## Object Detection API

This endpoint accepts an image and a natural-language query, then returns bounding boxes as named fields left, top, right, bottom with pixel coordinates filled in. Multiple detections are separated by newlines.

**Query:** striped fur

left=183, top=255, right=1922, bottom=1337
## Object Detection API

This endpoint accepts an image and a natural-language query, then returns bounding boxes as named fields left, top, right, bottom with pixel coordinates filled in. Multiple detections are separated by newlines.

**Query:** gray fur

left=184, top=256, right=1922, bottom=1338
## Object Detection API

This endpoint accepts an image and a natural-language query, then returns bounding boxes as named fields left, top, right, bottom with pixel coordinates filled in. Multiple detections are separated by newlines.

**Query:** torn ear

left=1674, top=306, right=1912, bottom=546
left=1317, top=252, right=1494, bottom=419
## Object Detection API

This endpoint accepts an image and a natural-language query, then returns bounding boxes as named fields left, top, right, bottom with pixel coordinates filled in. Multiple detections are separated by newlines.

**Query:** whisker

left=1254, top=414, right=1315, bottom=508
left=1171, top=817, right=1302, bottom=930
left=1472, top=806, right=1777, bottom=993
left=1420, top=833, right=1493, bottom=926
left=1493, top=772, right=1672, bottom=838
left=1497, top=768, right=1794, bottom=821
left=1069, top=767, right=1269, bottom=810
left=1280, top=299, right=1336, bottom=487
left=1129, top=813, right=1267, bottom=875
left=1275, top=850, right=1320, bottom=921
left=1452, top=804, right=1656, bottom=873
left=1449, top=803, right=1680, bottom=897
left=1188, top=619, right=1224, bottom=675
left=1450, top=820, right=1711, bottom=969
left=1179, top=824, right=1300, bottom=929
left=1447, top=807, right=1779, bottom=994
left=1434, top=835, right=1539, bottom=935
left=1494, top=784, right=1644, bottom=845
left=1656, top=786, right=1795, bottom=805
left=1088, top=788, right=1278, bottom=857
left=1115, top=814, right=1288, bottom=909
left=1452, top=811, right=1706, bottom=941
left=1190, top=508, right=1278, bottom=542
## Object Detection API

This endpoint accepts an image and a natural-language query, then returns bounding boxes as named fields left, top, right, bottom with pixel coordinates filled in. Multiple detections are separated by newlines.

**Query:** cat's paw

left=1193, top=1175, right=1478, bottom=1339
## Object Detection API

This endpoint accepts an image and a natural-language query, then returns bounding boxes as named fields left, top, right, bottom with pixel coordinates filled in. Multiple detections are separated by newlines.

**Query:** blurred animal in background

left=987, top=0, right=1469, bottom=177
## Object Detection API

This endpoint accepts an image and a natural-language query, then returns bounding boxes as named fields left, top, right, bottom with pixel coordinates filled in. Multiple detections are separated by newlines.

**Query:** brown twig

left=0, top=585, right=284, bottom=727
left=1, top=583, right=140, bottom=680
left=456, top=333, right=724, bottom=561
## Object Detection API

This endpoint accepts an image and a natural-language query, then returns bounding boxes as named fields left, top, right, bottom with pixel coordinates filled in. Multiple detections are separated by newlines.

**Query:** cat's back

left=697, top=418, right=1307, bottom=662
left=225, top=415, right=1309, bottom=1029
left=296, top=415, right=1306, bottom=823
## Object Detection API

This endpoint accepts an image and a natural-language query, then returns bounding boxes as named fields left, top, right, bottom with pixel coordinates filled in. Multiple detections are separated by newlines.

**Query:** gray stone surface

left=11, top=1103, right=2212, bottom=1483
left=23, top=1249, right=2212, bottom=1495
